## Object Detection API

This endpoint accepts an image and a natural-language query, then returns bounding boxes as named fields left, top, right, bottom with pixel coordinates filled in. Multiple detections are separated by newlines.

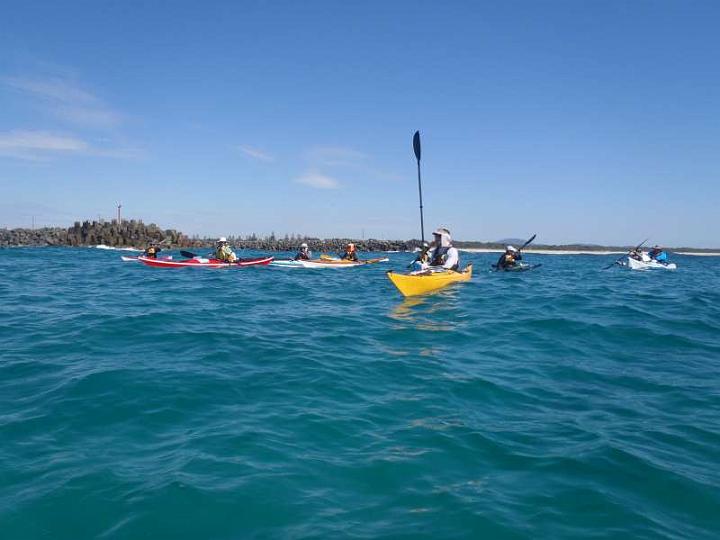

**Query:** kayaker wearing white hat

left=428, top=228, right=460, bottom=270
left=294, top=242, right=311, bottom=261
left=215, top=237, right=237, bottom=262
left=496, top=245, right=522, bottom=270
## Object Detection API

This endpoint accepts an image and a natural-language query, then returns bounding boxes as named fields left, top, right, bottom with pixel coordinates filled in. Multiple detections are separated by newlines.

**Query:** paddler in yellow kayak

left=215, top=237, right=238, bottom=262
left=410, top=241, right=430, bottom=271
left=414, top=228, right=460, bottom=271
left=339, top=242, right=359, bottom=262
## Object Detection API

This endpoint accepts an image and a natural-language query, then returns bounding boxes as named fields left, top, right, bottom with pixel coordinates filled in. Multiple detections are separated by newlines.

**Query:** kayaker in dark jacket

left=294, top=243, right=311, bottom=261
left=649, top=245, right=668, bottom=262
left=496, top=245, right=522, bottom=270
left=144, top=243, right=161, bottom=259
left=340, top=243, right=359, bottom=262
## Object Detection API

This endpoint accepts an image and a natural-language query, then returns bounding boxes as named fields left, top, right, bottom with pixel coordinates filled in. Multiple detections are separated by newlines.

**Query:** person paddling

left=215, top=237, right=238, bottom=262
left=629, top=247, right=651, bottom=262
left=340, top=243, right=359, bottom=262
left=294, top=242, right=311, bottom=261
left=143, top=242, right=161, bottom=259
left=648, top=245, right=668, bottom=263
left=496, top=245, right=522, bottom=270
left=411, top=242, right=431, bottom=271
left=427, top=228, right=459, bottom=271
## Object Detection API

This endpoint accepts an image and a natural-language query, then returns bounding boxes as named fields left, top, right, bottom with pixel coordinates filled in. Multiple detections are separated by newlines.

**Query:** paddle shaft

left=413, top=131, right=425, bottom=244
left=603, top=238, right=649, bottom=270
left=417, top=159, right=425, bottom=245
left=517, top=234, right=536, bottom=252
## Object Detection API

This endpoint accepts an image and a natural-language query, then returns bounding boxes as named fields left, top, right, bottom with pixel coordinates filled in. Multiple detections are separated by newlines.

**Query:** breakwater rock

left=0, top=227, right=70, bottom=247
left=0, top=220, right=417, bottom=252
left=0, top=220, right=191, bottom=248
left=223, top=238, right=415, bottom=253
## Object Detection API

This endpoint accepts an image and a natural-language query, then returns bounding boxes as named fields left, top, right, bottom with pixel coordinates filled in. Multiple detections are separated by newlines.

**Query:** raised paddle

left=603, top=238, right=648, bottom=270
left=413, top=130, right=425, bottom=244
left=517, top=234, right=536, bottom=252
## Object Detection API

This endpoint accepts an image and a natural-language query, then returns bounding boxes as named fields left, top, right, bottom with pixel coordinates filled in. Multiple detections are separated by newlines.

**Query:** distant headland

left=0, top=219, right=718, bottom=254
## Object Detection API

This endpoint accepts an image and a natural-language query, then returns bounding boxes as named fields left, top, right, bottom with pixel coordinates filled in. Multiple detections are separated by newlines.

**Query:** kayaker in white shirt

left=427, top=228, right=460, bottom=271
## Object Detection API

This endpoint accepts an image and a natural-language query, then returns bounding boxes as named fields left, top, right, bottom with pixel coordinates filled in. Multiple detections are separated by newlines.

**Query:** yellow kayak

left=386, top=264, right=473, bottom=297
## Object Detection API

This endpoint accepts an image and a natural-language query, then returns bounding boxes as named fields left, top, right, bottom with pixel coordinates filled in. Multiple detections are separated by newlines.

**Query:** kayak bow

left=386, top=264, right=473, bottom=297
left=121, top=255, right=172, bottom=262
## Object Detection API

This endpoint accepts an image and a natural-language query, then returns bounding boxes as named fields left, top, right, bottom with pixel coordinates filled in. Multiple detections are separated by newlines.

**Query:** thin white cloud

left=295, top=172, right=340, bottom=189
left=237, top=145, right=274, bottom=162
left=56, top=106, right=123, bottom=128
left=0, top=130, right=88, bottom=151
left=305, top=146, right=367, bottom=167
left=3, top=77, right=96, bottom=103
left=3, top=76, right=123, bottom=128
left=300, top=145, right=402, bottom=186
left=0, top=130, right=139, bottom=161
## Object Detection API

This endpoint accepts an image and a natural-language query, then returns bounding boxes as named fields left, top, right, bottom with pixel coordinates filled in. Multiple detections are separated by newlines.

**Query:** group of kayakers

left=293, top=242, right=358, bottom=261
left=141, top=234, right=669, bottom=272
left=142, top=228, right=465, bottom=269
left=140, top=227, right=531, bottom=272
left=629, top=245, right=669, bottom=263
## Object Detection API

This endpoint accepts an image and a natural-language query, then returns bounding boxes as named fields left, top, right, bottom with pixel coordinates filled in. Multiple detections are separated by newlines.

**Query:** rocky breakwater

left=217, top=237, right=416, bottom=253
left=0, top=220, right=192, bottom=248
left=0, top=227, right=70, bottom=247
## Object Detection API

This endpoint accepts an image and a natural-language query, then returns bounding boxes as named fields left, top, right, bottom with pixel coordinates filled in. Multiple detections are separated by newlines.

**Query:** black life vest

left=430, top=246, right=449, bottom=266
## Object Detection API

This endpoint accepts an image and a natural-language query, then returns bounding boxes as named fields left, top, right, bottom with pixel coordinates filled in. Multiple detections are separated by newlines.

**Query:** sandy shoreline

left=459, top=248, right=720, bottom=256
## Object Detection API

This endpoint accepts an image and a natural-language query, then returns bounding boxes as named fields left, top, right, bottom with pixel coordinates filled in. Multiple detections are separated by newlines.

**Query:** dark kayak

left=491, top=263, right=542, bottom=272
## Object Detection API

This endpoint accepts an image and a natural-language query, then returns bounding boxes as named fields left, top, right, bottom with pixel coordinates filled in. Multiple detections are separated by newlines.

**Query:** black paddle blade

left=413, top=131, right=421, bottom=161
left=520, top=234, right=537, bottom=251
left=180, top=250, right=197, bottom=258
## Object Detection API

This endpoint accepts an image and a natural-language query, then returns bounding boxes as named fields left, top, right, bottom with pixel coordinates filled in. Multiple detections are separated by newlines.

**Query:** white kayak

left=626, top=257, right=677, bottom=270
left=269, top=257, right=389, bottom=269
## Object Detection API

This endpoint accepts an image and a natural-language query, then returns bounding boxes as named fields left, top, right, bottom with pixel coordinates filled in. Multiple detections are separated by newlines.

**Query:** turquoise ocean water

left=1, top=247, right=719, bottom=539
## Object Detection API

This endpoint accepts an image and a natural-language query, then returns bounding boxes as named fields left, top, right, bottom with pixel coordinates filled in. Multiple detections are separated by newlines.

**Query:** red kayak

left=138, top=256, right=274, bottom=268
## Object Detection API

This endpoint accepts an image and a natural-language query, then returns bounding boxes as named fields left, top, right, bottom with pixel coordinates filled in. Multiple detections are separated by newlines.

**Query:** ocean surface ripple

left=1, top=248, right=719, bottom=539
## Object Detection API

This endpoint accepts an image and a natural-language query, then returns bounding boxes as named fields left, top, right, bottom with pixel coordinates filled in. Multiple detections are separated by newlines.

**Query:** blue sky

left=1, top=1, right=718, bottom=246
